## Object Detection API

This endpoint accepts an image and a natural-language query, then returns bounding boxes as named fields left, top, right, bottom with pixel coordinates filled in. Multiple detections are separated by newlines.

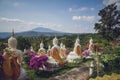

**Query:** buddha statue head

left=8, top=29, right=17, bottom=49
left=38, top=42, right=45, bottom=55
left=89, top=37, right=93, bottom=44
left=40, top=41, right=44, bottom=49
left=48, top=45, right=51, bottom=50
left=63, top=45, right=66, bottom=49
left=75, top=36, right=80, bottom=46
left=24, top=48, right=27, bottom=53
left=30, top=46, right=34, bottom=51
left=53, top=36, right=58, bottom=46
left=60, top=42, right=63, bottom=48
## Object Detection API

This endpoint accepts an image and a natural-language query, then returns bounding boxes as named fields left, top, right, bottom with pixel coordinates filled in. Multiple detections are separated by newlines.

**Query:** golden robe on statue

left=3, top=52, right=20, bottom=80
left=47, top=49, right=51, bottom=56
left=74, top=45, right=83, bottom=58
left=60, top=48, right=65, bottom=58
left=51, top=47, right=64, bottom=67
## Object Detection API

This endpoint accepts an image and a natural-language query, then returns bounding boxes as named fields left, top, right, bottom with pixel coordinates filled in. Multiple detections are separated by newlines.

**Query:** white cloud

left=0, top=17, right=62, bottom=32
left=0, top=17, right=95, bottom=33
left=0, top=17, right=61, bottom=28
left=79, top=7, right=88, bottom=11
left=0, top=17, right=24, bottom=23
left=69, top=7, right=95, bottom=12
left=61, top=24, right=95, bottom=33
left=103, top=0, right=120, bottom=9
left=72, top=16, right=95, bottom=22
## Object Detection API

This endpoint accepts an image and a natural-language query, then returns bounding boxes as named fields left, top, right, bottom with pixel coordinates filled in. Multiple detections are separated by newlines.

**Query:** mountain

left=0, top=27, right=70, bottom=38
left=0, top=32, right=11, bottom=38
left=31, top=27, right=62, bottom=33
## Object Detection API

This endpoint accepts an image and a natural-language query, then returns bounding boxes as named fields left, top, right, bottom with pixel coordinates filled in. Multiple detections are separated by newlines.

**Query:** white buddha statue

left=2, top=29, right=26, bottom=80
left=50, top=36, right=64, bottom=66
left=60, top=42, right=63, bottom=48
left=24, top=48, right=27, bottom=53
left=88, top=37, right=94, bottom=54
left=63, top=45, right=67, bottom=57
left=30, top=46, right=34, bottom=52
left=38, top=41, right=46, bottom=56
left=63, top=45, right=66, bottom=52
left=67, top=36, right=82, bottom=63
left=74, top=37, right=83, bottom=57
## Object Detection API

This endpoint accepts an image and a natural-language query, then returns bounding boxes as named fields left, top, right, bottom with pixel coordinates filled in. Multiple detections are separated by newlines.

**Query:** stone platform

left=49, top=66, right=89, bottom=80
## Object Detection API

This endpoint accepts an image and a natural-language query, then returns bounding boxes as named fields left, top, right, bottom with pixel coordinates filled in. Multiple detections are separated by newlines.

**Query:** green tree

left=94, top=3, right=120, bottom=41
left=0, top=42, right=7, bottom=53
left=17, top=36, right=31, bottom=51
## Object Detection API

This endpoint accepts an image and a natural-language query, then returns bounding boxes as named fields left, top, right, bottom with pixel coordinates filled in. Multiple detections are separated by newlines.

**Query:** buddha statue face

left=8, top=36, right=17, bottom=48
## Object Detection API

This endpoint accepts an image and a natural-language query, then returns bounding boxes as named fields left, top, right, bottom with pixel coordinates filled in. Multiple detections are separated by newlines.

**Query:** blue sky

left=0, top=0, right=119, bottom=33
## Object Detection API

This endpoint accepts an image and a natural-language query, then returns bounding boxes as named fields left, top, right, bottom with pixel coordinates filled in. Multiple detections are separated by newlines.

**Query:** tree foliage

left=17, top=36, right=31, bottom=51
left=94, top=3, right=120, bottom=41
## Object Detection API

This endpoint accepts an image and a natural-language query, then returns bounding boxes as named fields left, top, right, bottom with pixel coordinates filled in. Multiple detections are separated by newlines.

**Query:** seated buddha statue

left=50, top=36, right=64, bottom=67
left=88, top=37, right=94, bottom=52
left=30, top=46, right=35, bottom=52
left=67, top=36, right=82, bottom=63
left=46, top=41, right=61, bottom=71
left=63, top=45, right=67, bottom=57
left=74, top=37, right=83, bottom=57
left=47, top=45, right=58, bottom=64
left=2, top=30, right=26, bottom=80
left=38, top=41, right=46, bottom=56
left=60, top=42, right=67, bottom=59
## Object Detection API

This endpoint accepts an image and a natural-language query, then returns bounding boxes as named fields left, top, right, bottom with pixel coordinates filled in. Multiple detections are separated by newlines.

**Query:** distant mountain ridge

left=0, top=27, right=69, bottom=38
left=31, top=27, right=62, bottom=33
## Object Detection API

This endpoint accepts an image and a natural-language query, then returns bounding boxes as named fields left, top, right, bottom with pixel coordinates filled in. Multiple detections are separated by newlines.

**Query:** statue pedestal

left=67, top=51, right=81, bottom=63
left=45, top=56, right=60, bottom=71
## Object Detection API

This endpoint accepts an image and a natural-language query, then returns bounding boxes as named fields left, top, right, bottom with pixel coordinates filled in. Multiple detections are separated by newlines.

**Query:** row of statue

left=1, top=30, right=94, bottom=80
left=29, top=34, right=94, bottom=65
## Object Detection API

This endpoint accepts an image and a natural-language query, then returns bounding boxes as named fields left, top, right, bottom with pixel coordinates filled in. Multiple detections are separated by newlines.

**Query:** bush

left=100, top=46, right=120, bottom=74
left=90, top=45, right=120, bottom=78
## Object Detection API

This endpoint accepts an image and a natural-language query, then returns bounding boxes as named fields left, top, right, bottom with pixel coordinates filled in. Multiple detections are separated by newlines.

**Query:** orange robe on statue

left=74, top=45, right=83, bottom=58
left=51, top=47, right=64, bottom=66
left=47, top=49, right=51, bottom=56
left=60, top=48, right=66, bottom=58
left=3, top=53, right=20, bottom=80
